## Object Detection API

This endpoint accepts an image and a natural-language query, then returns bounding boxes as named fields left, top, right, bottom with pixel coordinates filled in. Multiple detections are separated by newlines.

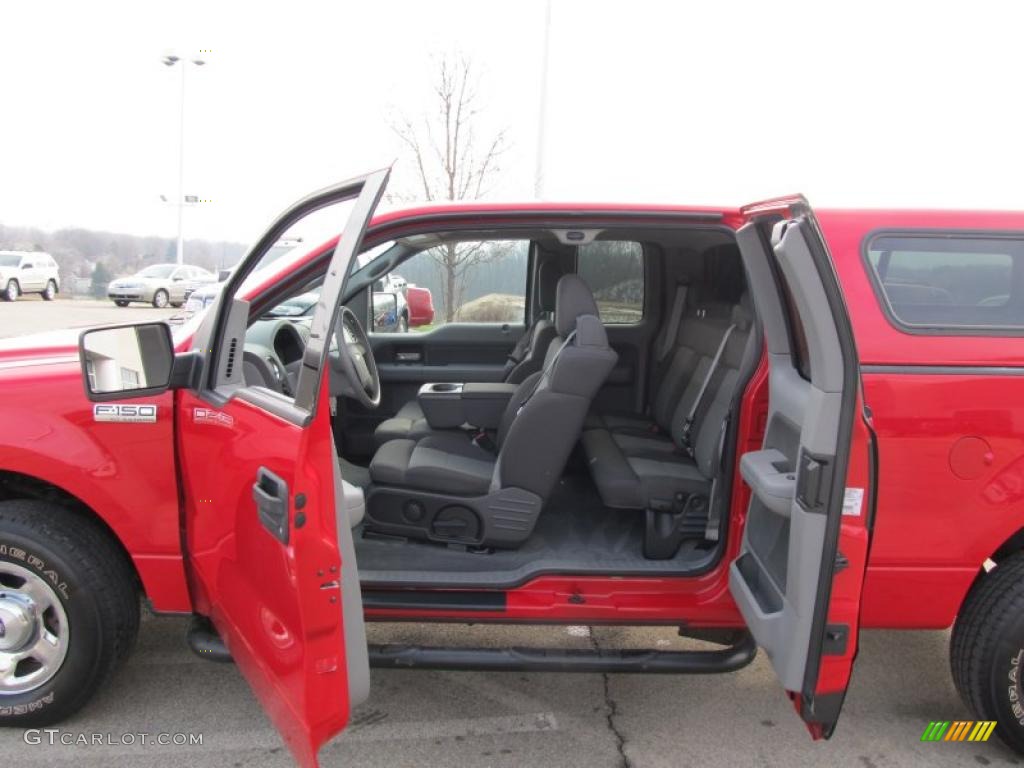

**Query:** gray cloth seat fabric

left=369, top=432, right=497, bottom=495
left=369, top=275, right=617, bottom=545
left=373, top=260, right=563, bottom=448
left=583, top=296, right=754, bottom=510
left=373, top=398, right=434, bottom=446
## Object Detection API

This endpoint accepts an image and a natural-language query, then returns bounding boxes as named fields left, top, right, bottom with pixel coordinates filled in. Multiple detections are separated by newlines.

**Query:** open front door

left=177, top=169, right=389, bottom=767
left=732, top=197, right=875, bottom=737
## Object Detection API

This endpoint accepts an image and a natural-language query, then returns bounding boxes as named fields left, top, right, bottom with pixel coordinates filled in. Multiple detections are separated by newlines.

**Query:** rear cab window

left=865, top=233, right=1024, bottom=333
left=577, top=240, right=644, bottom=323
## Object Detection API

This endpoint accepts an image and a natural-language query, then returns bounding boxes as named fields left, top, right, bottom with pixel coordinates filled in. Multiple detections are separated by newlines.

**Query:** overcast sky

left=3, top=0, right=1023, bottom=246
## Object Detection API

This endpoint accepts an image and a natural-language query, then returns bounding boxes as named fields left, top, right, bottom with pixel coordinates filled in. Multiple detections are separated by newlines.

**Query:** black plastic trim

left=792, top=208, right=863, bottom=728
left=362, top=589, right=506, bottom=612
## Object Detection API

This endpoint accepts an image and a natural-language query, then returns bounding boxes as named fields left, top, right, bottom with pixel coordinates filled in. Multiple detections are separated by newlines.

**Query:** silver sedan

left=107, top=264, right=217, bottom=308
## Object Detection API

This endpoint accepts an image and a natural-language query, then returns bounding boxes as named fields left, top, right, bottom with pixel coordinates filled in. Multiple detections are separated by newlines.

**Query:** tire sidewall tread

left=0, top=500, right=139, bottom=726
left=950, top=552, right=1024, bottom=753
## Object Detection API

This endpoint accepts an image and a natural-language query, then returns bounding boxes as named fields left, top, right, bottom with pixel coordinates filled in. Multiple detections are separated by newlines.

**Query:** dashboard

left=243, top=318, right=311, bottom=395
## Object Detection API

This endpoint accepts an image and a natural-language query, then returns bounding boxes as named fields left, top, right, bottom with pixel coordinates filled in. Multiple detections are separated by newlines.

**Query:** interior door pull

left=253, top=467, right=290, bottom=544
left=395, top=351, right=421, bottom=362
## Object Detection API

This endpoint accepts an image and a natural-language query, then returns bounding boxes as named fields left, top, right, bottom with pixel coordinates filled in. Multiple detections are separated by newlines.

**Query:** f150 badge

left=93, top=404, right=158, bottom=423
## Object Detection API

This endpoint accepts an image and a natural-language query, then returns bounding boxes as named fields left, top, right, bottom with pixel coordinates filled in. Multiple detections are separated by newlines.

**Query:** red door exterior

left=177, top=383, right=348, bottom=766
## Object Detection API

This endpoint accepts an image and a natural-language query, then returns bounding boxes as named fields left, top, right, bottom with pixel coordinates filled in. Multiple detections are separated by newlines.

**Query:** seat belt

left=656, top=284, right=688, bottom=363
left=679, top=323, right=735, bottom=454
left=703, top=416, right=731, bottom=541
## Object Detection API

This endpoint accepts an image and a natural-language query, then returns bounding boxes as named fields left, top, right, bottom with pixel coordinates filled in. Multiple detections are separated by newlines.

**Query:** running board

left=368, top=632, right=756, bottom=674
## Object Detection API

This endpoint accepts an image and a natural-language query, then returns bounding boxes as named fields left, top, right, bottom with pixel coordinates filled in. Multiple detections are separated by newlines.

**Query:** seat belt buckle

left=472, top=430, right=497, bottom=453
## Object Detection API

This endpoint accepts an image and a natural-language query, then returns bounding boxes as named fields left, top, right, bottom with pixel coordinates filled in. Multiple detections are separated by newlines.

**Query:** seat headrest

left=555, top=274, right=600, bottom=337
left=537, top=260, right=561, bottom=313
left=731, top=293, right=753, bottom=331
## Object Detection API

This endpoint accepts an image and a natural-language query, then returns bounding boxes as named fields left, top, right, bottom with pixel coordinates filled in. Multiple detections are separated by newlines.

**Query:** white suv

left=0, top=251, right=61, bottom=302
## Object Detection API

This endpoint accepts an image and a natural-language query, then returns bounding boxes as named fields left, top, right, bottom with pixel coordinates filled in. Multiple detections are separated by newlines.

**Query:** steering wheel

left=329, top=306, right=381, bottom=409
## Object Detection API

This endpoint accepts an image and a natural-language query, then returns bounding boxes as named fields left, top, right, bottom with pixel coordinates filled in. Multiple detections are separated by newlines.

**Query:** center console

left=417, top=381, right=518, bottom=430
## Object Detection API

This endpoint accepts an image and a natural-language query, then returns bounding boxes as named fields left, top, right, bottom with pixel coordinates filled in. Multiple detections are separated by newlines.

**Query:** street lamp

left=163, top=52, right=205, bottom=265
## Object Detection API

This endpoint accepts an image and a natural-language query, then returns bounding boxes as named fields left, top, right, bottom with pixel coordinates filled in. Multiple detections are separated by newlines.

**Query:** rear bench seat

left=582, top=294, right=754, bottom=552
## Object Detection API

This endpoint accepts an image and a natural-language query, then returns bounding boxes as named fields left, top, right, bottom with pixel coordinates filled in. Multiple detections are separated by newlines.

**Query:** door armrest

left=739, top=448, right=795, bottom=516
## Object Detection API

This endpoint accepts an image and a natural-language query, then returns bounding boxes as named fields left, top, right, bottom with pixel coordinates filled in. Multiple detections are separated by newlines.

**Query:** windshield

left=137, top=265, right=176, bottom=279
left=0, top=254, right=21, bottom=267
left=265, top=291, right=320, bottom=317
left=355, top=240, right=398, bottom=271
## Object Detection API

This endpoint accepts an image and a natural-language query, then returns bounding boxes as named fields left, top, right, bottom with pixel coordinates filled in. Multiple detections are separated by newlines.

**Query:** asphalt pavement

left=0, top=295, right=180, bottom=339
left=0, top=616, right=1018, bottom=767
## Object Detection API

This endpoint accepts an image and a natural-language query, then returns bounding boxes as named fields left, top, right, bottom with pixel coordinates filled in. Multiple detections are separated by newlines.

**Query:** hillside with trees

left=0, top=222, right=247, bottom=286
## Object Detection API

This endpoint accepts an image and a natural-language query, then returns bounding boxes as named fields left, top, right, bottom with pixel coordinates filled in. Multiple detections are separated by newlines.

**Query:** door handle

left=253, top=467, right=290, bottom=545
left=395, top=351, right=421, bottom=362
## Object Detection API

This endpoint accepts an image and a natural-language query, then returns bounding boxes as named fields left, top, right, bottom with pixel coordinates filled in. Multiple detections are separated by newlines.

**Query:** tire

left=41, top=281, right=56, bottom=301
left=170, top=302, right=183, bottom=309
left=152, top=289, right=169, bottom=309
left=0, top=500, right=139, bottom=726
left=3, top=280, right=18, bottom=302
left=114, top=300, right=130, bottom=308
left=398, top=314, right=409, bottom=333
left=950, top=552, right=1024, bottom=754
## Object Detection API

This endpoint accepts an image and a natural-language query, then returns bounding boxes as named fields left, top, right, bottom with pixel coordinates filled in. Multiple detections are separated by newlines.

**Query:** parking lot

left=0, top=295, right=179, bottom=339
left=0, top=298, right=1017, bottom=767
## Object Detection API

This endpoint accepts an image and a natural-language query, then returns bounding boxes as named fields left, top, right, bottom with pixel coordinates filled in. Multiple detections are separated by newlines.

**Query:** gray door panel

left=731, top=217, right=852, bottom=693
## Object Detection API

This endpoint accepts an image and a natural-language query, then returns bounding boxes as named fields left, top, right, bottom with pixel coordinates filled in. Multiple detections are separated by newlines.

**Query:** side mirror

left=80, top=323, right=175, bottom=401
left=371, top=292, right=398, bottom=331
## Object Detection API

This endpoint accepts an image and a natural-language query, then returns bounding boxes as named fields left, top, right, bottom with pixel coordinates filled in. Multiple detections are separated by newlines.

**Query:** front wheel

left=951, top=552, right=1024, bottom=755
left=0, top=500, right=139, bottom=726
left=152, top=289, right=169, bottom=309
left=41, top=281, right=56, bottom=301
left=3, top=280, right=18, bottom=302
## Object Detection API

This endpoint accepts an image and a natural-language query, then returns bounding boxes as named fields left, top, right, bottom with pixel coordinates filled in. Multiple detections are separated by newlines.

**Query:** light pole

left=162, top=53, right=205, bottom=265
left=534, top=0, right=552, bottom=199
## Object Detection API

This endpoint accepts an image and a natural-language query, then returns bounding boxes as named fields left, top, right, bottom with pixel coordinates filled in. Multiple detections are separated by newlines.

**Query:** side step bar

left=186, top=616, right=233, bottom=663
left=368, top=632, right=756, bottom=674
left=187, top=616, right=757, bottom=674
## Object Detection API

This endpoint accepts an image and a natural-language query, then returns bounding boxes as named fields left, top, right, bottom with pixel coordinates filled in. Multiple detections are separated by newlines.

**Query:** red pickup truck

left=0, top=169, right=1022, bottom=765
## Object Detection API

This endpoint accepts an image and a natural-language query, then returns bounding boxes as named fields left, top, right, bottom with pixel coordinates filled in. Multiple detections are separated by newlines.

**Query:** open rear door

left=731, top=197, right=875, bottom=737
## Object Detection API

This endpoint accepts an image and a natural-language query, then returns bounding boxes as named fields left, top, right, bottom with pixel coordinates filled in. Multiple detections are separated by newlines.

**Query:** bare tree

left=391, top=55, right=508, bottom=322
